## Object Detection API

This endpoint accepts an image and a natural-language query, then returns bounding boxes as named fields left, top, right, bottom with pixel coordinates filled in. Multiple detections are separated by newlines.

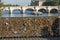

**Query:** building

left=0, top=0, right=3, bottom=3
left=30, top=0, right=46, bottom=6
left=30, top=0, right=39, bottom=6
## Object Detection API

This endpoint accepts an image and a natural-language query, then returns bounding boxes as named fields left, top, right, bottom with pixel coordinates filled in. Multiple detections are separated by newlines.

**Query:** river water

left=1, top=11, right=59, bottom=18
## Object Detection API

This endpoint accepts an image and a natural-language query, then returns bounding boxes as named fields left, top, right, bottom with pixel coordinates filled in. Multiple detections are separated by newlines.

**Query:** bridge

left=0, top=6, right=60, bottom=17
left=2, top=6, right=60, bottom=14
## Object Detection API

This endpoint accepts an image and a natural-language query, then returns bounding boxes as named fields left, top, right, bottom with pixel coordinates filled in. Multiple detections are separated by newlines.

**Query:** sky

left=2, top=0, right=31, bottom=6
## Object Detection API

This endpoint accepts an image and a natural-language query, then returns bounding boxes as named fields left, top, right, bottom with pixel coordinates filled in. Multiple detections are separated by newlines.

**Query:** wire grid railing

left=0, top=17, right=60, bottom=40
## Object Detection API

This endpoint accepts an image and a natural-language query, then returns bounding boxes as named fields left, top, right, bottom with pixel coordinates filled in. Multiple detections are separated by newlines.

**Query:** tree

left=42, top=1, right=55, bottom=6
left=0, top=3, right=3, bottom=17
left=0, top=3, right=4, bottom=8
left=0, top=9, right=2, bottom=17
left=51, top=0, right=60, bottom=5
left=42, top=0, right=60, bottom=6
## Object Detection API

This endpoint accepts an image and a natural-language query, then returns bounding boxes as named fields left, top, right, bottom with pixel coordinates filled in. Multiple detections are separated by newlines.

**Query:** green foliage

left=0, top=3, right=4, bottom=8
left=3, top=4, right=19, bottom=7
left=0, top=3, right=3, bottom=17
left=53, top=0, right=59, bottom=5
left=42, top=1, right=56, bottom=6
left=0, top=9, right=3, bottom=17
left=42, top=0, right=60, bottom=6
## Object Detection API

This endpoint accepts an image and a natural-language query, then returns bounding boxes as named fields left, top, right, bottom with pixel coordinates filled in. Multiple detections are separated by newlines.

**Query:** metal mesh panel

left=0, top=17, right=59, bottom=40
